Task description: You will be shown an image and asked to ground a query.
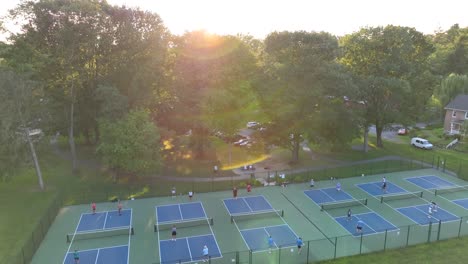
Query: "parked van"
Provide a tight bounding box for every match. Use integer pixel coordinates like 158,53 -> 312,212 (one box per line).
411,137 -> 433,150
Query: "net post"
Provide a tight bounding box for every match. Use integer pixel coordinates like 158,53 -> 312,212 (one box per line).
66,234 -> 70,243
131,227 -> 134,235
281,209 -> 284,217
435,189 -> 438,196
230,216 -> 234,223
380,196 -> 384,203
154,224 -> 157,232
320,205 -> 324,211
210,218 -> 214,225
419,191 -> 423,198
364,198 -> 368,205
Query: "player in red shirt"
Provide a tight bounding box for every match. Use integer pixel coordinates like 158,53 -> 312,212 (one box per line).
91,202 -> 96,215
247,183 -> 252,193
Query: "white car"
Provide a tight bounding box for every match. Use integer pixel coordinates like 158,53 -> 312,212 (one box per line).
246,121 -> 260,129
411,137 -> 433,150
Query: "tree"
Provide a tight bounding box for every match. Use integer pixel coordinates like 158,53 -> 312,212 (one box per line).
0,69 -> 45,189
256,31 -> 357,162
436,74 -> 468,108
168,32 -> 258,158
97,110 -> 162,178
341,26 -> 435,147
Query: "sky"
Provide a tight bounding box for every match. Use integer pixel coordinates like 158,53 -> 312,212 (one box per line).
1,0 -> 468,40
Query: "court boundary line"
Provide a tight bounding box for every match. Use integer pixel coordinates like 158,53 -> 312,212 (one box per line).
160,234 -> 223,263
62,214 -> 84,264
199,202 -> 223,259
185,238 -> 193,261
335,211 -> 399,237
178,204 -> 184,220
420,175 -> 455,187
355,181 -> 406,197
302,191 -> 350,234
395,205 -> 459,225
263,227 -> 279,250
94,248 -> 100,264
127,209 -> 132,264
239,225 -> 298,253
102,211 -> 109,230
63,245 -> 128,263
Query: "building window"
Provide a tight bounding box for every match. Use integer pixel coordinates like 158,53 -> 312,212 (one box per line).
452,110 -> 457,117
465,111 -> 468,119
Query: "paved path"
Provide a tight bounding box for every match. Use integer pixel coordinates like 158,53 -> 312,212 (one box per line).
50,138 -> 455,183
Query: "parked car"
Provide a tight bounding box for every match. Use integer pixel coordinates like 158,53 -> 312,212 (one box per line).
411,137 -> 433,150
234,138 -> 249,146
246,121 -> 260,129
398,128 -> 409,135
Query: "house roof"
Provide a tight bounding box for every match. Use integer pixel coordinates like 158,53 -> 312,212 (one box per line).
445,94 -> 468,111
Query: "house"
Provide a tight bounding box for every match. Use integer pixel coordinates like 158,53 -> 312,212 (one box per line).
444,94 -> 468,135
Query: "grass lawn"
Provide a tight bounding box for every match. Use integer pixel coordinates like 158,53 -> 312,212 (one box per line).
320,236 -> 468,264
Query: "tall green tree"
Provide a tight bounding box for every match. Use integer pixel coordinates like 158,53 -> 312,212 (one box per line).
256,31 -> 357,162
0,69 -> 45,189
169,32 -> 257,159
97,110 -> 162,178
436,74 -> 468,107
341,26 -> 434,147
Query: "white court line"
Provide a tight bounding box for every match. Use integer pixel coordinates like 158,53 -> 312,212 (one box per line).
155,207 -> 162,264
263,227 -> 279,249
94,248 -> 100,264
199,203 -> 223,259
262,196 -> 300,238
62,214 -> 84,264
178,204 -> 184,220
185,238 -> 193,261
242,197 -> 254,212
102,211 -> 109,229
232,217 -> 251,251
127,209 -> 132,264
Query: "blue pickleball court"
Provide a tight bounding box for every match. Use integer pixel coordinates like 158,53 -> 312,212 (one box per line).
304,187 -> 353,205
405,175 -> 455,190
240,224 -> 298,252
396,204 -> 459,225
334,212 -> 398,236
223,195 -> 274,215
76,209 -> 132,232
63,245 -> 128,264
159,234 -> 222,263
357,181 -> 407,196
156,202 -> 207,224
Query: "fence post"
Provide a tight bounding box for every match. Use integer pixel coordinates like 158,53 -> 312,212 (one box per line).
427,221 -> 432,243
406,226 -> 410,246
249,250 -> 252,264
384,229 -> 388,250
22,248 -> 26,264
432,155 -> 435,168
306,240 -> 310,263
278,246 -> 281,263
334,237 -> 337,259
236,251 -> 239,264
359,233 -> 363,254
437,220 -> 442,241
458,218 -> 463,238
437,156 -> 440,170
443,158 -> 446,172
